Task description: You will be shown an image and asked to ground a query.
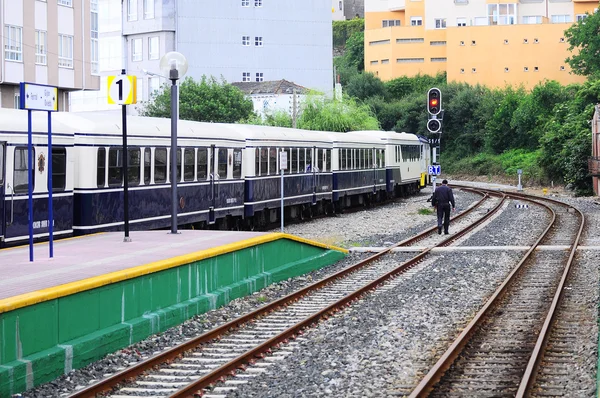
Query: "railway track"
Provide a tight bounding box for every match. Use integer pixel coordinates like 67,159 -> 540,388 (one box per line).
66,189 -> 505,398
409,189 -> 585,398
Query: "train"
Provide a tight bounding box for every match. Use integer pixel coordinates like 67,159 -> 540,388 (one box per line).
0,108 -> 433,248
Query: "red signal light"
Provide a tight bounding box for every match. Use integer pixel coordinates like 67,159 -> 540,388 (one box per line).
430,99 -> 438,107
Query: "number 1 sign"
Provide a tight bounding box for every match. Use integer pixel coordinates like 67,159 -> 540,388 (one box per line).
107,75 -> 137,105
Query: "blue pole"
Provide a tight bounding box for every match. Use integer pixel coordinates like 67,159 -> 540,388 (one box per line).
48,111 -> 53,258
28,110 -> 33,262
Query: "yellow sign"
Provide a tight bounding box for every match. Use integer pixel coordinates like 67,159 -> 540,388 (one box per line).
107,75 -> 137,105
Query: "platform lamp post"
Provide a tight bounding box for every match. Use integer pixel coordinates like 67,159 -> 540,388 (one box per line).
159,52 -> 188,234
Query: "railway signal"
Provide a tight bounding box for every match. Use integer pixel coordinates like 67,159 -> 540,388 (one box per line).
427,88 -> 442,115
427,118 -> 441,133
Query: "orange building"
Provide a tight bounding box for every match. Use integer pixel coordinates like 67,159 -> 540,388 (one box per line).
365,0 -> 598,89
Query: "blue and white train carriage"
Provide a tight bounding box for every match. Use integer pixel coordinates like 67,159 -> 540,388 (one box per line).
0,109 -> 76,245
238,124 -> 333,228
0,108 -> 434,248
70,112 -> 247,232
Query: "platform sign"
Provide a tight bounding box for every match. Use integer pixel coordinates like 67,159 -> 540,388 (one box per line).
107,75 -> 137,105
20,83 -> 58,112
428,165 -> 441,175
279,151 -> 288,170
19,82 -> 59,262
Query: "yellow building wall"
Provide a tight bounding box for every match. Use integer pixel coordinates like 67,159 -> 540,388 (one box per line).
365,6 -> 593,88
365,11 -> 405,29
446,24 -> 586,89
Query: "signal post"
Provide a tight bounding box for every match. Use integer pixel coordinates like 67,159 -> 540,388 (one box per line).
427,88 -> 443,191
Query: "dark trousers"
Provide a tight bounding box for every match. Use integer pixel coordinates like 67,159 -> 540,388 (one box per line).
437,204 -> 451,233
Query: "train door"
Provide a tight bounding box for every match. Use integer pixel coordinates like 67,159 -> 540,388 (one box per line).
0,142 -> 5,242
372,147 -> 377,194
208,145 -> 217,224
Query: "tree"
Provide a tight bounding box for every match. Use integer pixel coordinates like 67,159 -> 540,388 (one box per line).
297,95 -> 380,132
139,76 -> 254,123
564,11 -> 600,78
345,72 -> 386,101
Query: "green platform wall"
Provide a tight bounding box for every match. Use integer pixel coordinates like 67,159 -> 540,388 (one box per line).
0,239 -> 345,397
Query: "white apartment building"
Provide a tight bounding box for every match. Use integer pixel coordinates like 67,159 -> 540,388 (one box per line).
1,0 -> 100,111
72,0 -> 333,115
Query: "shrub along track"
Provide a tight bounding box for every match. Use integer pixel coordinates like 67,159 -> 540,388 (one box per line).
409,188 -> 585,398
66,189 -> 505,398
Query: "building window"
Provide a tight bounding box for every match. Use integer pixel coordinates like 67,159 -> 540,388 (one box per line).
524,67 -> 529,72
522,16 -> 542,24
534,38 -> 539,44
434,18 -> 446,29
381,59 -> 389,64
255,36 -> 263,46
339,0 -> 342,10
369,39 -> 391,46
523,38 -> 529,44
382,20 -> 400,27
431,57 -> 447,62
242,72 -> 251,82
91,0 -> 99,74
471,40 -> 476,45
242,0 -> 249,6
488,4 -> 516,25
534,66 -> 539,72
397,58 -> 424,63
504,67 -> 509,72
504,39 -> 509,44
460,41 -> 465,46
457,17 -> 467,27
58,0 -> 72,6
14,93 -> 20,109
132,38 -> 142,61
255,0 -> 262,6
256,72 -> 264,82
242,36 -> 250,46
551,15 -> 571,23
560,65 -> 565,71
128,0 -> 138,21
370,60 -> 379,65
410,17 -> 423,26
149,76 -> 160,96
35,30 -> 47,65
559,37 -> 565,43
58,35 -> 74,68
460,68 -> 465,74
4,25 -> 23,62
474,17 -> 487,26
137,77 -> 144,100
576,14 -> 587,22
472,68 -> 476,73
149,36 -> 159,60
144,0 -> 154,19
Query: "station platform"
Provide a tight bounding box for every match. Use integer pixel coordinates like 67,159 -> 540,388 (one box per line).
0,231 -> 347,397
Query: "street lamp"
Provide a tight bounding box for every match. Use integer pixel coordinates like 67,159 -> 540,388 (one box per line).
159,51 -> 188,234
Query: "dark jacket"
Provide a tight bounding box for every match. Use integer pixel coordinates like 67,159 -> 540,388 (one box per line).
433,185 -> 455,208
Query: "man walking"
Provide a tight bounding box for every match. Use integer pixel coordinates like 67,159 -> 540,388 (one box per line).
432,179 -> 456,235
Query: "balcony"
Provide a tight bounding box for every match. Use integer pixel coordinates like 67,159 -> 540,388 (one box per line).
389,0 -> 405,11
589,157 -> 600,176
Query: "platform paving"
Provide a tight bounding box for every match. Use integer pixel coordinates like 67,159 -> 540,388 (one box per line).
0,230 -> 268,301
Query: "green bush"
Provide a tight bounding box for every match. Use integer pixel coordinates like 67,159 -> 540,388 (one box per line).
333,19 -> 364,49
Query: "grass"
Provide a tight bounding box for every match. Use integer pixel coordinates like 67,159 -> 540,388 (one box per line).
418,208 -> 434,215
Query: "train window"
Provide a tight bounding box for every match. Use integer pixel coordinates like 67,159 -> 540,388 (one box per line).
184,148 -> 194,182
306,148 -> 313,172
299,148 -> 305,173
0,143 -> 4,185
97,148 -> 106,187
340,149 -> 346,170
291,148 -> 297,174
255,148 -> 260,176
269,148 -> 277,175
176,148 -> 182,182
14,147 -> 35,193
315,149 -> 321,171
218,148 -> 227,178
197,148 -> 208,180
154,148 -> 167,183
143,148 -> 151,185
128,148 -> 141,186
260,148 -> 268,176
108,148 -> 123,187
233,149 -> 242,179
326,149 -> 331,172
50,148 -> 67,191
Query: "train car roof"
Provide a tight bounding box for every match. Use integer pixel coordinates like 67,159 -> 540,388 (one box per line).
64,112 -> 246,142
230,123 -> 333,145
0,108 -> 78,134
326,131 -> 386,146
351,130 -> 421,143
